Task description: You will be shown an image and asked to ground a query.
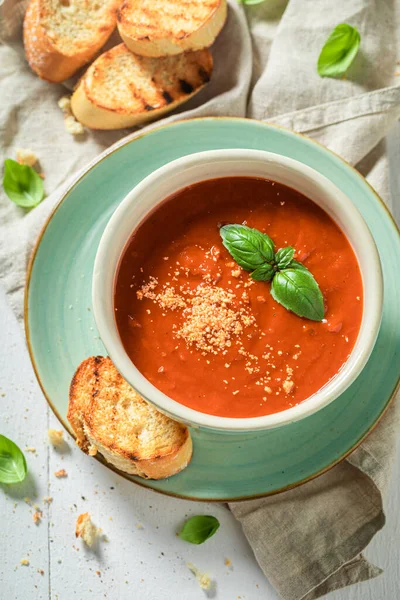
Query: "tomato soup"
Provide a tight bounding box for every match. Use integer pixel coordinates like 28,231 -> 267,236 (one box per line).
114,177 -> 363,418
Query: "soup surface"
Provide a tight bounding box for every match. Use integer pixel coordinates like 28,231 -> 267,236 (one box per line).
114,177 -> 363,418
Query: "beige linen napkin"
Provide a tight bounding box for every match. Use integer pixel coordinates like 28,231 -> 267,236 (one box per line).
1,1 -> 399,598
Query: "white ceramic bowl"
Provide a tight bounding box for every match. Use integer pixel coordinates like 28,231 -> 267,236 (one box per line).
92,149 -> 383,431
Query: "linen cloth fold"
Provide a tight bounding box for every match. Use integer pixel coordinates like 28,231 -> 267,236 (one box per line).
0,1 -> 399,598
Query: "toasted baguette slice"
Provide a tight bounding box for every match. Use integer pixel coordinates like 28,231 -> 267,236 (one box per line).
117,0 -> 227,57
70,43 -> 213,130
68,356 -> 192,479
23,0 -> 119,83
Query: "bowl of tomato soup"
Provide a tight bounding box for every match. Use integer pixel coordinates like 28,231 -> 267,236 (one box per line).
92,149 -> 382,431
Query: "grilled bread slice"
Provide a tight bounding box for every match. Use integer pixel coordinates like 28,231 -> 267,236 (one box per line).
117,0 -> 227,57
68,356 -> 192,479
70,43 -> 213,129
23,0 -> 119,83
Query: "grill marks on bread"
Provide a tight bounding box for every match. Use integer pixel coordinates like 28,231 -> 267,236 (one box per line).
68,357 -> 192,479
117,0 -> 227,57
70,44 -> 213,129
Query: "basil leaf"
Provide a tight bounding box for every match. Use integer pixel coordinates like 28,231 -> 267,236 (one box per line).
287,259 -> 310,273
0,435 -> 27,484
271,268 -> 324,321
275,246 -> 295,269
179,515 -> 220,545
318,24 -> 360,78
251,263 -> 275,281
220,224 -> 274,271
3,159 -> 44,208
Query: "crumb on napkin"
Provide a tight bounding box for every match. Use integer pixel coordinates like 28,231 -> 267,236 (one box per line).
58,96 -> 84,136
16,148 -> 38,167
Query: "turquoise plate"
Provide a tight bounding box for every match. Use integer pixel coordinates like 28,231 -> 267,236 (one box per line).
25,118 -> 400,501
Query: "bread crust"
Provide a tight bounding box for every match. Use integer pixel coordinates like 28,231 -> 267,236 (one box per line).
117,0 -> 227,57
23,0 -> 119,83
70,44 -> 213,130
68,356 -> 193,480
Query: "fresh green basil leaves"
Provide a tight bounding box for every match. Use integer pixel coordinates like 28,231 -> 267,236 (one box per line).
0,435 -> 27,484
275,246 -> 295,269
318,24 -> 361,78
220,224 -> 274,270
219,224 -> 324,321
3,159 -> 44,208
250,263 -> 275,282
271,269 -> 324,321
178,515 -> 220,545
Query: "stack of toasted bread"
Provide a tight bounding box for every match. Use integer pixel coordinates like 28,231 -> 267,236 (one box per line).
23,0 -> 227,129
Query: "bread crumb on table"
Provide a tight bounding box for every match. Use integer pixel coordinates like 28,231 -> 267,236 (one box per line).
25,446 -> 36,453
33,511 -> 42,525
16,148 -> 38,167
54,469 -> 67,478
20,559 -> 30,566
43,496 -> 53,504
48,429 -> 64,445
75,513 -> 100,547
187,562 -> 212,590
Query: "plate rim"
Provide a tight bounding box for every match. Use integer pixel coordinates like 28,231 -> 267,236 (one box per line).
24,116 -> 400,502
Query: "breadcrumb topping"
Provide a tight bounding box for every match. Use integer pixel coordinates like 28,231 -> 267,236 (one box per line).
139,280 -> 256,355
136,259 -> 300,397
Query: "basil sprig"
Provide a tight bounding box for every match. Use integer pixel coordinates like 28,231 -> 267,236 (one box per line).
220,224 -> 324,321
318,24 -> 361,78
275,246 -> 294,269
220,224 -> 274,270
178,515 -> 220,545
3,159 -> 44,208
0,435 -> 27,484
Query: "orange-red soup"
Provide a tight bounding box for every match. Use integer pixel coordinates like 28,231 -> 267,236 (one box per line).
114,177 -> 363,418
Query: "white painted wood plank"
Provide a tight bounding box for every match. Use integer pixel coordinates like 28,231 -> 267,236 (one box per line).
46,408 -> 276,600
1,283 -> 398,600
0,290 -> 49,600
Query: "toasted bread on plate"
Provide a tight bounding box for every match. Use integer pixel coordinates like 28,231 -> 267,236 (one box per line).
68,356 -> 192,479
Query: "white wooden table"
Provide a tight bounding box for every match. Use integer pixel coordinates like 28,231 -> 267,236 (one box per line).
1,125 -> 399,600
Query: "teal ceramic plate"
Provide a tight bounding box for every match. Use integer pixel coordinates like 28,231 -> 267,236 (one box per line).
26,118 -> 400,501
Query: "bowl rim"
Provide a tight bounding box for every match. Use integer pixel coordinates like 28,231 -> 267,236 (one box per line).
92,148 -> 383,431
